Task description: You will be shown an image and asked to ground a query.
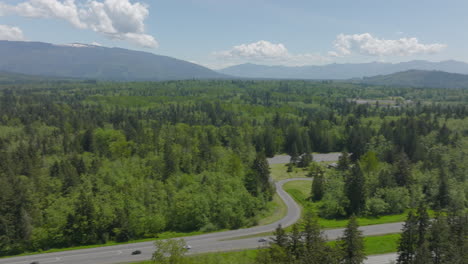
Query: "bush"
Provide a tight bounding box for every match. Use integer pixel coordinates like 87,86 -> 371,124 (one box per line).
376,187 -> 410,214
365,197 -> 388,216
200,223 -> 218,233
319,174 -> 349,218
319,197 -> 348,219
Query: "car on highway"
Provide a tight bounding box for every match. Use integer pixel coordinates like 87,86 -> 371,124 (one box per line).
183,245 -> 192,250
30,262 -> 39,264
258,238 -> 268,243
131,250 -> 142,255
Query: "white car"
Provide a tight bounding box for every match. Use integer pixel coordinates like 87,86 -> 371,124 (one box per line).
184,245 -> 192,250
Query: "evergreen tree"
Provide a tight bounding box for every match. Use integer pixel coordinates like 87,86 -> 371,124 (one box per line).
249,153 -> 275,200
272,224 -> 289,249
436,123 -> 450,145
290,147 -> 299,165
298,153 -> 313,168
81,129 -> 95,153
414,240 -> 433,264
288,223 -> 303,260
447,212 -> 468,264
337,151 -> 351,171
302,212 -> 329,264
397,211 -> 418,264
415,205 -> 430,248
394,151 -> 411,187
339,216 -> 366,264
163,141 -> 178,180
311,165 -> 325,201
436,169 -> 450,209
428,214 -> 450,264
345,165 -> 366,215
264,128 -> 276,158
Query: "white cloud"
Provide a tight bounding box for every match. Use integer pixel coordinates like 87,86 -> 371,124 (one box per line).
327,51 -> 339,57
0,25 -> 26,41
0,0 -> 158,48
331,33 -> 446,57
214,40 -> 331,66
215,40 -> 289,59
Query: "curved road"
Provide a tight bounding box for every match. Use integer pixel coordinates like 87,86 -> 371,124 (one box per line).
0,178 -> 400,264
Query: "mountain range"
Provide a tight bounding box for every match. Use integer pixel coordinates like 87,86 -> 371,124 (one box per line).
0,40 -> 226,81
2,40 -> 468,85
359,70 -> 468,89
219,61 -> 468,80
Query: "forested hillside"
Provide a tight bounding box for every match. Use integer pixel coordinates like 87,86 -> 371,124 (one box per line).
360,70 -> 468,89
219,60 -> 468,79
0,41 -> 227,81
0,80 -> 467,256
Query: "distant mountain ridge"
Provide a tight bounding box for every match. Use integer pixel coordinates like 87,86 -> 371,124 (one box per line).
219,60 -> 468,80
359,70 -> 468,89
0,71 -> 77,84
0,40 -> 227,81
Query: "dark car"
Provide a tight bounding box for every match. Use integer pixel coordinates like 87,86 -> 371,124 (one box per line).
131,250 -> 142,255
258,238 -> 267,243
30,262 -> 39,264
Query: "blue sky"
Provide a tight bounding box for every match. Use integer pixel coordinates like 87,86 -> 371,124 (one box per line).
0,0 -> 467,69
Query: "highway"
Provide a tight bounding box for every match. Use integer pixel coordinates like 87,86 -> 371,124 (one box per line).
0,173 -> 400,264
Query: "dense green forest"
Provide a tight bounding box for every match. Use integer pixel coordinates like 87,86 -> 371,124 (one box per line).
0,80 -> 467,256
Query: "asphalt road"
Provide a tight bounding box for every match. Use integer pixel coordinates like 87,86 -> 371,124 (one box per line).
365,253 -> 397,264
1,178 -> 400,264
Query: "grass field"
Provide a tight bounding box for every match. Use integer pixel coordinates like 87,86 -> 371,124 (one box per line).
256,193 -> 288,226
270,163 -> 310,181
283,180 -> 408,229
364,233 -> 401,255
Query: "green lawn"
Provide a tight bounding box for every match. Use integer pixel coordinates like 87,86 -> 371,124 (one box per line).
283,180 -> 408,229
328,233 -> 400,255
270,163 -> 310,181
256,193 -> 288,226
364,233 -> 401,255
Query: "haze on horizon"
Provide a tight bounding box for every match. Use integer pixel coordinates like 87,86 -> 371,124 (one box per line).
0,0 -> 466,69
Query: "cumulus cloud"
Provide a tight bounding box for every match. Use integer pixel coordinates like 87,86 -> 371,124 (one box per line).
0,0 -> 157,48
215,40 -> 289,59
331,33 -> 446,57
214,40 -> 330,66
0,25 -> 26,41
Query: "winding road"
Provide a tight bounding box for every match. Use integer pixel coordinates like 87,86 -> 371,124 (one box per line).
0,171 -> 400,264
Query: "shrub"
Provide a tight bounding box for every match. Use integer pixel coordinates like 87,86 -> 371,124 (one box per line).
365,197 -> 388,216
376,187 -> 410,214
